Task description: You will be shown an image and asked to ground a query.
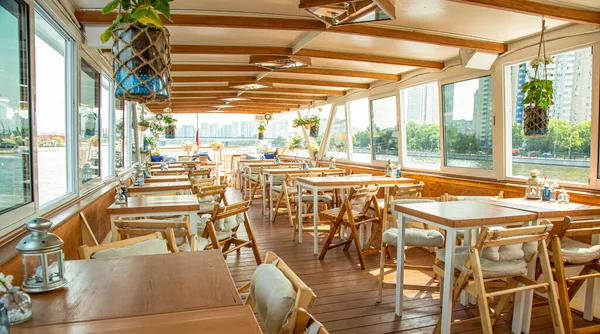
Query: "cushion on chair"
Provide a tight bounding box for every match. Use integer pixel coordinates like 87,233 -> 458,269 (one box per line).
250,261 -> 296,334
91,238 -> 170,259
383,227 -> 445,248
197,214 -> 241,240
298,194 -> 333,203
199,203 -> 218,214
248,175 -> 259,182
551,237 -> 600,264
197,194 -> 220,203
436,247 -> 528,278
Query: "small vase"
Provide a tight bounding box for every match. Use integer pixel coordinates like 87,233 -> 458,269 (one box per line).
138,125 -> 148,132
303,123 -> 311,130
258,132 -> 264,140
0,287 -> 32,325
523,105 -> 548,137
309,124 -> 319,137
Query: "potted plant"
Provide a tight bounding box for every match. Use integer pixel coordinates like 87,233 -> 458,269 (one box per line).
306,115 -> 320,137
100,0 -> 173,103
181,140 -> 195,156
306,140 -> 319,166
84,111 -> 97,137
150,148 -> 162,162
210,141 -> 223,151
138,116 -> 150,132
162,115 -> 177,138
257,122 -> 266,140
286,134 -> 304,151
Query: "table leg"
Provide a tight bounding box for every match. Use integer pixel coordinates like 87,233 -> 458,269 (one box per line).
298,184 -> 303,244
440,228 -> 457,334
395,213 -> 407,316
584,233 -> 600,320
189,211 -> 198,235
268,177 -> 274,220
110,214 -> 118,242
514,219 -> 539,334
313,191 -> 319,255
460,229 -> 472,306
261,173 -> 266,216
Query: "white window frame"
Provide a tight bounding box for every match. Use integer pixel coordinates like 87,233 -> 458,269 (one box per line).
324,103 -> 350,161
439,72 -> 497,178
501,43 -> 600,189
369,93 -> 400,165
101,72 -> 116,179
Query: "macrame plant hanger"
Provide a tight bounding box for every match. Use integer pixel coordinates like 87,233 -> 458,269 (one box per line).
523,17 -> 550,137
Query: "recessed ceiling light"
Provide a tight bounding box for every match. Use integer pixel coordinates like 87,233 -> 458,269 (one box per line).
250,55 -> 312,70
228,82 -> 273,90
299,0 -> 395,26
212,105 -> 234,108
209,109 -> 225,113
221,97 -> 248,101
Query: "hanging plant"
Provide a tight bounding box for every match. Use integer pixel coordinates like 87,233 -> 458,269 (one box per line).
138,115 -> 150,131
84,111 -> 97,137
257,122 -> 266,140
100,0 -> 173,103
522,19 -> 553,137
162,114 -> 177,138
293,115 -> 320,136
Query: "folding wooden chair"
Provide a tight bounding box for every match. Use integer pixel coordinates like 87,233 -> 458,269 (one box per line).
289,308 -> 329,334
244,251 -> 317,334
80,212 -> 99,247
202,201 -> 262,265
114,216 -> 200,252
191,177 -> 217,193
432,223 -> 563,334
318,186 -> 381,269
189,168 -> 211,183
243,166 -> 262,199
196,184 -> 228,215
377,198 -> 444,302
78,232 -> 176,260
542,217 -> 600,334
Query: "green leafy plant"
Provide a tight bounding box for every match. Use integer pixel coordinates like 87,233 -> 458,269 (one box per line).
210,141 -> 224,151
258,122 -> 267,132
138,116 -> 150,128
521,56 -> 554,108
100,0 -> 174,43
306,140 -> 319,153
286,134 -> 304,150
292,115 -> 320,128
150,148 -> 161,156
162,114 -> 177,126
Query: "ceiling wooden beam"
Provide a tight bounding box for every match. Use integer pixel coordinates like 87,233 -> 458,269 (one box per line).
172,93 -> 238,99
169,45 -> 444,69
76,11 -> 507,53
257,77 -> 369,89
147,101 -> 301,108
171,85 -> 345,96
171,63 -> 398,80
240,92 -> 327,101
447,0 -> 600,26
150,108 -> 285,114
159,98 -> 313,105
174,76 -> 255,83
278,67 -> 400,81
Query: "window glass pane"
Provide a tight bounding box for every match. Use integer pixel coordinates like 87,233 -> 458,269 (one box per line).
348,98 -> 370,162
401,82 -> 440,170
507,48 -> 592,184
80,61 -> 100,184
131,104 -> 140,165
100,76 -> 112,178
0,0 -> 32,213
326,105 -> 348,159
115,100 -> 124,171
34,7 -> 73,206
314,104 -> 331,146
442,76 -> 492,169
371,96 -> 398,162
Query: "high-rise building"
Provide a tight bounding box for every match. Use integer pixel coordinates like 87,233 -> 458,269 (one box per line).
403,83 -> 439,124
473,76 -> 493,149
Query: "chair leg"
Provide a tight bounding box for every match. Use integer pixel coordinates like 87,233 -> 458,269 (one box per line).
243,213 -> 262,265
347,220 -> 366,270
469,250 -> 494,334
377,243 -> 387,303
490,278 -> 520,327
318,218 -> 342,261
549,237 -> 569,334
271,191 -> 283,224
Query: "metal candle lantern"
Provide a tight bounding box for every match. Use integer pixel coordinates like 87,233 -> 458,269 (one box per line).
16,218 -> 67,293
385,159 -> 395,177
134,164 -> 145,186
525,170 -> 543,199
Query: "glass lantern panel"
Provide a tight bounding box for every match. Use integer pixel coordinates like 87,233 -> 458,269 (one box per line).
45,252 -> 62,283
23,255 -> 43,285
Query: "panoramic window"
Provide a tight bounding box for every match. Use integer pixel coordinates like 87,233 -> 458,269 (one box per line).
100,75 -> 113,179
314,104 -> 331,146
115,100 -> 124,171
0,0 -> 33,214
326,105 -> 349,159
80,60 -> 100,184
506,47 -> 593,184
371,96 -> 398,162
442,76 -> 493,170
348,98 -> 371,162
34,6 -> 75,207
401,82 -> 440,170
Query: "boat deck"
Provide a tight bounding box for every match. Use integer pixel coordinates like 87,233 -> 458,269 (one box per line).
224,189 -> 599,333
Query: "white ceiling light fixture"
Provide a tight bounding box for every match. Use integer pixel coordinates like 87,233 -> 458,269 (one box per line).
163,107 -> 172,113
250,55 -> 312,70
299,0 -> 396,27
212,105 -> 234,108
228,81 -> 273,90
220,97 -> 248,102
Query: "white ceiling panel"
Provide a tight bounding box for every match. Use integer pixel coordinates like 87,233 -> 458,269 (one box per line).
167,26 -> 303,46
265,72 -> 376,84
310,58 -> 415,74
171,54 -> 250,64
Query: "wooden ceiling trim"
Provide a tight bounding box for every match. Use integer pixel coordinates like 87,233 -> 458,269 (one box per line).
172,93 -> 239,99
151,108 -> 285,114
170,63 -> 397,80
241,92 -> 327,101
171,84 -> 354,95
258,77 -> 369,89
147,102 -> 301,109
169,45 -> 444,69
447,0 -> 600,26
277,67 -> 400,81
75,11 -> 507,52
173,76 -> 255,83
156,98 -> 313,105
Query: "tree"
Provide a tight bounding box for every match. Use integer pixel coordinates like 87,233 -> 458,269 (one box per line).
272,136 -> 286,148
512,122 -> 524,149
352,128 -> 370,148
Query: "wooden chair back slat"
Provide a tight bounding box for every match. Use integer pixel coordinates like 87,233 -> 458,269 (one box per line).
78,232 -> 169,260
391,181 -> 425,198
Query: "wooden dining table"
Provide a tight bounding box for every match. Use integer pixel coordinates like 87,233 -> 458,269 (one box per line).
128,181 -> 192,196
484,197 -> 600,333
393,201 -> 537,334
296,175 -> 416,254
143,174 -> 189,183
12,251 -> 259,333
240,161 -> 298,198
107,195 -> 200,241
151,167 -> 187,175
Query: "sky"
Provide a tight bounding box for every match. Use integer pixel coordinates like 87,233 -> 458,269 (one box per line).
451,79 -> 479,121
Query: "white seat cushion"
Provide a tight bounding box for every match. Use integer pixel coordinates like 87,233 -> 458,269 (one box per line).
297,194 -> 332,203
198,214 -> 238,240
250,262 -> 296,334
552,237 -> 600,264
92,238 -> 170,259
437,247 -> 528,279
248,175 -> 258,182
177,238 -> 210,252
383,227 -> 445,247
